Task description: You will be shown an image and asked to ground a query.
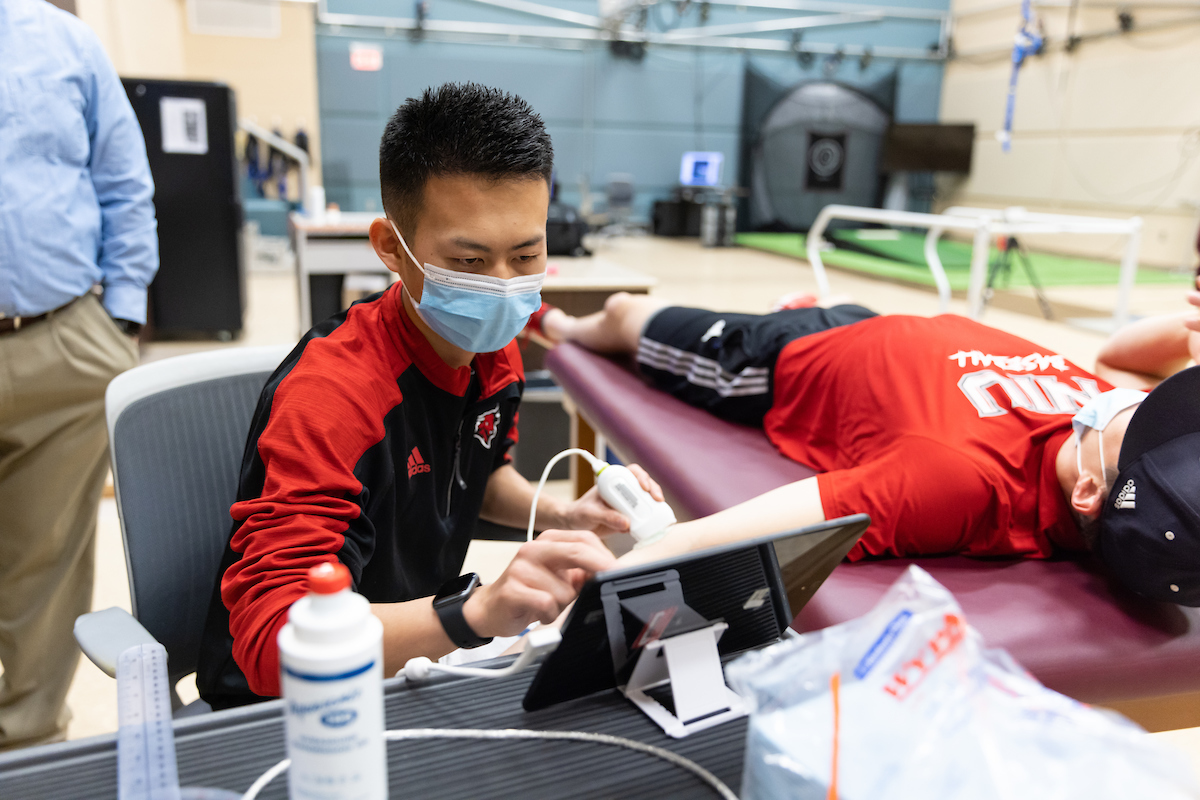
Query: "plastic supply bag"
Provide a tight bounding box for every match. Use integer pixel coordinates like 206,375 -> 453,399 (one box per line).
726,565 -> 1199,800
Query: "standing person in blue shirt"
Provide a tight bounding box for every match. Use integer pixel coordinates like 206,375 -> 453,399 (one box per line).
0,0 -> 158,749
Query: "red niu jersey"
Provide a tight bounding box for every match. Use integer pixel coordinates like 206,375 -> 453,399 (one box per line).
765,315 -> 1110,561
198,284 -> 522,706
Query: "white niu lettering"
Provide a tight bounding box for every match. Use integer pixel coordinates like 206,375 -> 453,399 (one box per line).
1034,375 -> 1101,412
957,369 -> 1101,418
1009,374 -> 1057,414
948,350 -> 1069,373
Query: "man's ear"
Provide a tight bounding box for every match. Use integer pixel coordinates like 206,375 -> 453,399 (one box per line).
368,217 -> 406,278
1071,472 -> 1105,519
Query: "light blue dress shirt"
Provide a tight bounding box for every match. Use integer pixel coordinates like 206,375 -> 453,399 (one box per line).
0,0 -> 158,324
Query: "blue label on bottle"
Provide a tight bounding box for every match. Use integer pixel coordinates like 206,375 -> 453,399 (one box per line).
283,660 -> 375,682
320,708 -> 358,728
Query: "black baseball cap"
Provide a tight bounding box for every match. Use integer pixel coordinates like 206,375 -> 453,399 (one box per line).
1097,366 -> 1200,605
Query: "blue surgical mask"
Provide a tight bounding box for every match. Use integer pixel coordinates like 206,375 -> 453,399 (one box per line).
1072,388 -> 1147,489
389,219 -> 544,353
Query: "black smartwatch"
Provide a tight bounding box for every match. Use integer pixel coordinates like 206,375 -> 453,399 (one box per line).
433,573 -> 492,649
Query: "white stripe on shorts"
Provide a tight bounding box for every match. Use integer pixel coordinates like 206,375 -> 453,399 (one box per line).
636,337 -> 771,398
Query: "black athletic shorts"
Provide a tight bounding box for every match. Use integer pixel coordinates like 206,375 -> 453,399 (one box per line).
636,304 -> 877,426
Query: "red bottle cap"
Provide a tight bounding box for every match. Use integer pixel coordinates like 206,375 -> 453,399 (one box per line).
307,561 -> 351,595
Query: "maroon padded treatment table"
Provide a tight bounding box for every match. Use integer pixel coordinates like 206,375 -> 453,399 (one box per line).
546,342 -> 1200,730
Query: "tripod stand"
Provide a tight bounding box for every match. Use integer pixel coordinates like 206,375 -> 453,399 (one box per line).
984,235 -> 1054,319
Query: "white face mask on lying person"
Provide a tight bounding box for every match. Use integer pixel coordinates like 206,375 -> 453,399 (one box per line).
1071,388 -> 1147,492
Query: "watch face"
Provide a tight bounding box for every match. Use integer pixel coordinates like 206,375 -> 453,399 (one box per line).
434,573 -> 479,606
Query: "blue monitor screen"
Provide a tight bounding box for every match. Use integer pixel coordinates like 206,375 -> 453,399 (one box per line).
680,151 -> 724,186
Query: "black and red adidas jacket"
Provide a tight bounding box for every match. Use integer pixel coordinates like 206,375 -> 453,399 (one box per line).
197,284 -> 522,708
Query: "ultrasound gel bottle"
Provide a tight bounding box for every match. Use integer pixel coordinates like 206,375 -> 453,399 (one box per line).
279,562 -> 387,800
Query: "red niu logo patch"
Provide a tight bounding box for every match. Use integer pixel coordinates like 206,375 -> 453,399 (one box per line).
473,405 -> 501,449
407,446 -> 431,478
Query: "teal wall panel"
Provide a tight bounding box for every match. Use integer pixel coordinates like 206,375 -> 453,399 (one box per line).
316,0 -> 948,221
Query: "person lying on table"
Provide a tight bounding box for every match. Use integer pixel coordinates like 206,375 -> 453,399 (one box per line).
527,293 -> 1200,604
196,84 -> 663,709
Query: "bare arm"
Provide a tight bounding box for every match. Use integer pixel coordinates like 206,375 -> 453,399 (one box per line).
617,476 -> 825,567
1095,278 -> 1200,389
479,461 -> 665,536
491,477 -> 827,653
371,529 -> 616,675
369,597 -> 461,675
479,463 -> 571,530
1095,312 -> 1193,389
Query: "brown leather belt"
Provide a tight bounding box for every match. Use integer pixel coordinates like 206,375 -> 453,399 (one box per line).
0,296 -> 81,336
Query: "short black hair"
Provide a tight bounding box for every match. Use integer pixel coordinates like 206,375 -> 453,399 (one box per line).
379,83 -> 554,235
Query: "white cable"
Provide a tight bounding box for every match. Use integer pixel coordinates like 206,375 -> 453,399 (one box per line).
526,447 -> 605,542
397,448 -> 612,684
385,729 -> 739,799
241,728 -> 738,800
240,756 -> 290,800
399,626 -> 562,682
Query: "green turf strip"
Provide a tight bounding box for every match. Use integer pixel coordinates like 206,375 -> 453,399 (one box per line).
736,230 -> 1189,290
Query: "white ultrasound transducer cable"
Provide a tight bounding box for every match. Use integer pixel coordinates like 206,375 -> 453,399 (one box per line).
524,448 -> 676,546
398,447 -> 676,684
239,727 -> 738,800
400,624 -> 563,681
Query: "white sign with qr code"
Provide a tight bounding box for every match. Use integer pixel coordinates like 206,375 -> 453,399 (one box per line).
160,96 -> 208,155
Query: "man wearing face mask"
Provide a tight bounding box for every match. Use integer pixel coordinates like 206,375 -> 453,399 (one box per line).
197,84 -> 664,708
534,297 -> 1200,605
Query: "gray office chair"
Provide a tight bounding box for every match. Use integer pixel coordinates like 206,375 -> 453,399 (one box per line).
74,345 -> 292,716
598,174 -> 636,237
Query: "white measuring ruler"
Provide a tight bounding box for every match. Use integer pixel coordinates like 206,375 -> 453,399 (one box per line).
117,643 -> 182,800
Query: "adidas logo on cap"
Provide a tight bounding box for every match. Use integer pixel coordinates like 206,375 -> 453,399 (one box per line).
1113,479 -> 1136,510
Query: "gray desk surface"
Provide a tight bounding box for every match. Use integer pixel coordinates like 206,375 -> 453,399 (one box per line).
289,211 -> 381,236
0,665 -> 747,799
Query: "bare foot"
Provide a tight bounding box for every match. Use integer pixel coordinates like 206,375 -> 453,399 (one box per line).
521,303 -> 570,348
540,307 -> 571,343
770,292 -> 818,312
770,292 -> 856,312
820,293 -> 855,308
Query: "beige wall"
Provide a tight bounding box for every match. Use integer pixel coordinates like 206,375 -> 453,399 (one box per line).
75,0 -> 321,187
182,2 -> 321,188
76,0 -> 187,77
939,1 -> 1200,268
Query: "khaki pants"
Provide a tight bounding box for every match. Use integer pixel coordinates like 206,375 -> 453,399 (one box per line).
0,293 -> 137,748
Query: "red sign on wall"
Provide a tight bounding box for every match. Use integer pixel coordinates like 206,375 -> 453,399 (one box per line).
350,43 -> 383,72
